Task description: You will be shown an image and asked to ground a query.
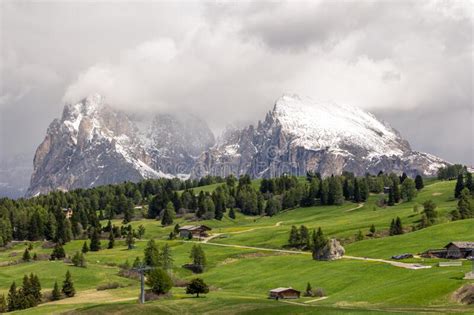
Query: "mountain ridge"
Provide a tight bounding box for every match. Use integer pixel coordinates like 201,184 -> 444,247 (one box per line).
26,93 -> 448,196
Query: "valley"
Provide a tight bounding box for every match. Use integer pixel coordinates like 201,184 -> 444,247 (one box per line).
0,177 -> 473,314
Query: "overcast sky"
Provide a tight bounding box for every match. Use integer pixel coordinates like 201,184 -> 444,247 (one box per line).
0,0 -> 472,166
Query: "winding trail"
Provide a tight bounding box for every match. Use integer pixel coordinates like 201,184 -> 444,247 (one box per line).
345,203 -> 364,212
192,241 -> 431,270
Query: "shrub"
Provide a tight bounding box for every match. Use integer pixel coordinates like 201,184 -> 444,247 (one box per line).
146,268 -> 172,295
96,282 -> 123,291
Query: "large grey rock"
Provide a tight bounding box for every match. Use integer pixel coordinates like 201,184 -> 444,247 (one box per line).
313,239 -> 345,261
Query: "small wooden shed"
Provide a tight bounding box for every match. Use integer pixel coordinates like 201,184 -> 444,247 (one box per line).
178,225 -> 212,238
268,287 -> 301,300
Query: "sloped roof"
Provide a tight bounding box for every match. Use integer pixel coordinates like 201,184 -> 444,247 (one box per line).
269,287 -> 300,293
178,225 -> 212,231
445,242 -> 474,249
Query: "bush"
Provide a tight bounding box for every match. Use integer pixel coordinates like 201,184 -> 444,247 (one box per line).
314,288 -> 326,297
71,252 -> 86,268
96,282 -> 123,291
146,268 -> 172,295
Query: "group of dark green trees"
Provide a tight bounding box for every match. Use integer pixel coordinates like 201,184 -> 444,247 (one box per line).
0,271 -> 75,312
0,176 -> 224,247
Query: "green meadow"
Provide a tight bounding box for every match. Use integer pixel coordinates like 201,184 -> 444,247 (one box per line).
1,179 -> 473,314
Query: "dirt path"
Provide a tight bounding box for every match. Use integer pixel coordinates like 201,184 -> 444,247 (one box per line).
202,220 -> 285,243
304,296 -> 329,303
345,203 -> 364,212
195,241 -> 431,270
38,289 -> 136,306
343,255 -> 432,270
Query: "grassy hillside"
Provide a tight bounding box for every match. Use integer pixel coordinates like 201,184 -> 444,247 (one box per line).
1,179 -> 473,314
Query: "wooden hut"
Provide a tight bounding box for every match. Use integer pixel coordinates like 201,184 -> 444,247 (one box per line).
268,287 -> 301,300
178,225 -> 212,238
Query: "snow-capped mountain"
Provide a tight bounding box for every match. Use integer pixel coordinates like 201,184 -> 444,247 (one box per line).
27,93 -> 448,196
26,94 -> 214,196
194,94 -> 448,178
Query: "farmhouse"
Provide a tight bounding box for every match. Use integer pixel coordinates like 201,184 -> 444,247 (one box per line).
445,242 -> 474,259
421,242 -> 474,259
178,225 -> 211,238
268,287 -> 301,300
62,208 -> 73,219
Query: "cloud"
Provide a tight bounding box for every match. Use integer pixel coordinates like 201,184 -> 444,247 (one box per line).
0,0 -> 472,167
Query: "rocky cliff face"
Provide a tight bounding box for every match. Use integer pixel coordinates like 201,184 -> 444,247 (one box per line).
193,94 -> 448,178
27,93 -> 448,197
26,94 -> 214,196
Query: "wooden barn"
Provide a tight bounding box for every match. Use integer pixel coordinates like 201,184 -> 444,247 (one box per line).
178,225 -> 211,238
268,287 -> 301,300
445,242 -> 474,259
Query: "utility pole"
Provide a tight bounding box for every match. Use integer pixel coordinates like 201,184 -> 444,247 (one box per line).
132,263 -> 153,304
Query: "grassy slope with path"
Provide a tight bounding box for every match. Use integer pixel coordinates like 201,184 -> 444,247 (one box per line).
1,179 -> 473,314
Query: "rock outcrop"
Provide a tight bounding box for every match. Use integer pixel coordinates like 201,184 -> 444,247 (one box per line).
313,239 -> 345,261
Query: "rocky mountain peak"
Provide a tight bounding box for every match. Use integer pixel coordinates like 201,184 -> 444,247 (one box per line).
27,96 -> 215,196
194,94 -> 448,178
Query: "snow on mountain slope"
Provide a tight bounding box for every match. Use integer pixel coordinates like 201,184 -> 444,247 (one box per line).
273,94 -> 408,157
194,94 -> 448,178
27,94 -> 214,196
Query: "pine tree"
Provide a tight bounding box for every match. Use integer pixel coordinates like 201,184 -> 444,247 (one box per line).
137,225 -> 146,239
415,175 -> 424,190
229,208 -> 236,219
144,239 -> 160,267
161,202 -> 174,226
22,275 -> 34,307
126,231 -> 135,250
455,174 -> 464,198
401,178 -> 417,201
305,282 -> 313,297
466,172 -> 474,193
457,188 -> 473,219
23,248 -> 31,262
389,219 -> 396,236
29,274 -> 41,304
50,243 -> 66,260
0,293 -> 7,313
353,178 -> 361,202
89,228 -> 101,251
161,243 -> 173,270
392,179 -> 401,203
395,217 -> 404,235
387,187 -> 395,206
422,200 -> 438,224
72,252 -> 86,267
299,225 -> 310,249
369,224 -> 376,236
190,244 -> 207,268
62,271 -> 75,297
311,227 -> 327,259
81,241 -> 89,254
108,231 -> 115,249
288,226 -> 300,247
51,281 -> 61,301
7,282 -> 18,311
356,230 -> 364,241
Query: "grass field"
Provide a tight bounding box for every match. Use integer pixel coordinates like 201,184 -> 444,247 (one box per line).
1,179 -> 473,314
